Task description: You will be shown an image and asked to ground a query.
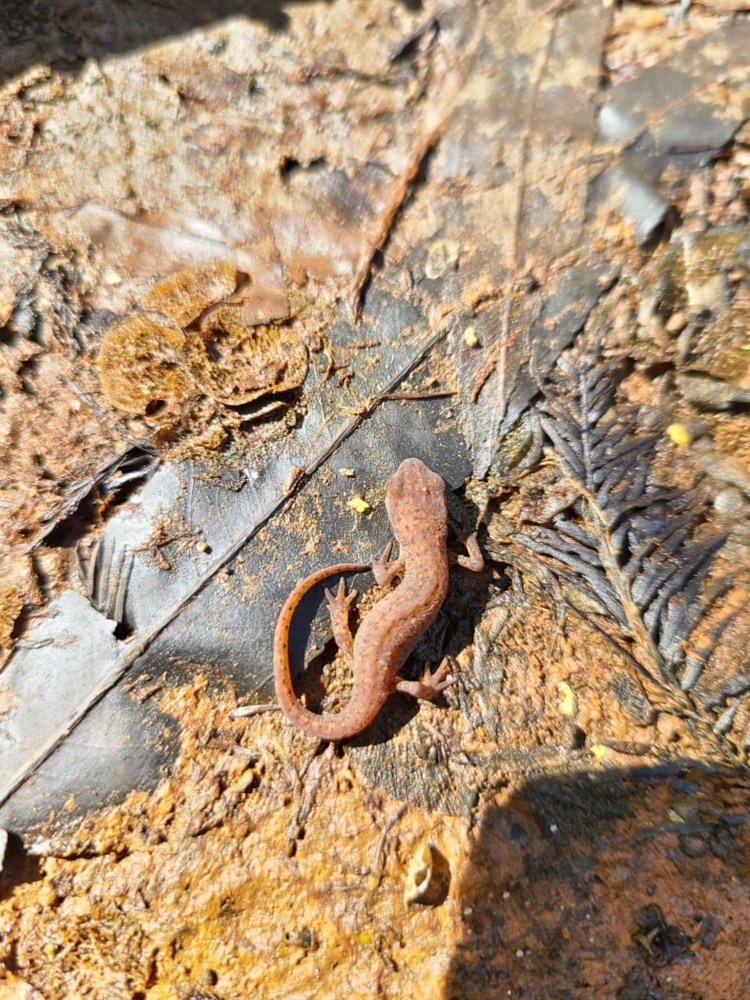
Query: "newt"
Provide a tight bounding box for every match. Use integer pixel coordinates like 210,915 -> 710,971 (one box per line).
274,457 -> 484,740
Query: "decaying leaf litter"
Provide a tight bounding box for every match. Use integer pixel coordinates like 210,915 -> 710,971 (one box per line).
1,1 -> 750,997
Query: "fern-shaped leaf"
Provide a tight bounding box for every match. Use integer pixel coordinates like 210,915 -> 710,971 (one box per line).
703,672 -> 750,711
538,413 -> 587,483
592,435 -> 659,491
514,354 -> 732,746
516,525 -> 624,623
642,537 -> 725,644
657,540 -> 727,657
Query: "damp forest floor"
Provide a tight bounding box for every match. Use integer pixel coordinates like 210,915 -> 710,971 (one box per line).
1,1 -> 750,998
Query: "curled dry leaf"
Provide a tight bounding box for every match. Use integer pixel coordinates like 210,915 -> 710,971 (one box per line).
96,312 -> 194,419
96,258 -> 308,447
183,316 -> 308,407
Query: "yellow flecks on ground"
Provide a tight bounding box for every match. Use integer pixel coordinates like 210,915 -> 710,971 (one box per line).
666,423 -> 693,446
558,682 -> 577,718
464,325 -> 479,348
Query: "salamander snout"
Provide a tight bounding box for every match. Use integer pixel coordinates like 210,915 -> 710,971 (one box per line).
385,458 -> 448,540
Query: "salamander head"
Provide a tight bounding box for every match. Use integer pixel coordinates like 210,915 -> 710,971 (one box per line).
385,458 -> 448,545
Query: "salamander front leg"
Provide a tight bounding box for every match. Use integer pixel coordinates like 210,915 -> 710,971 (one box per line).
396,658 -> 455,701
371,539 -> 404,586
324,578 -> 357,657
449,530 -> 484,572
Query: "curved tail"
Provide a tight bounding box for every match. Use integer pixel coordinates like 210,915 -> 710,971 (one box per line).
274,563 -> 371,740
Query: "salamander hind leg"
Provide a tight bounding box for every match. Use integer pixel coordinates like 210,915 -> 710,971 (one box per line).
396,658 -> 455,701
324,577 -> 357,656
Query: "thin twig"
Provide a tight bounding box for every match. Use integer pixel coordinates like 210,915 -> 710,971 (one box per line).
347,11 -> 485,321
229,704 -> 281,719
369,804 -> 407,886
380,389 -> 456,400
348,121 -> 445,321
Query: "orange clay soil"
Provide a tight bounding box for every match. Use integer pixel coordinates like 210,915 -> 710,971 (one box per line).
2,676 -> 749,1000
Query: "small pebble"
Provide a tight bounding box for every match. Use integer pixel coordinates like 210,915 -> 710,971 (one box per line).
714,488 -> 744,516
102,268 -> 122,286
665,310 -> 687,334
424,239 -> 459,280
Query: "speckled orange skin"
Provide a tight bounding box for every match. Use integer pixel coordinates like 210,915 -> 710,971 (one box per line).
274,458 -> 452,740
